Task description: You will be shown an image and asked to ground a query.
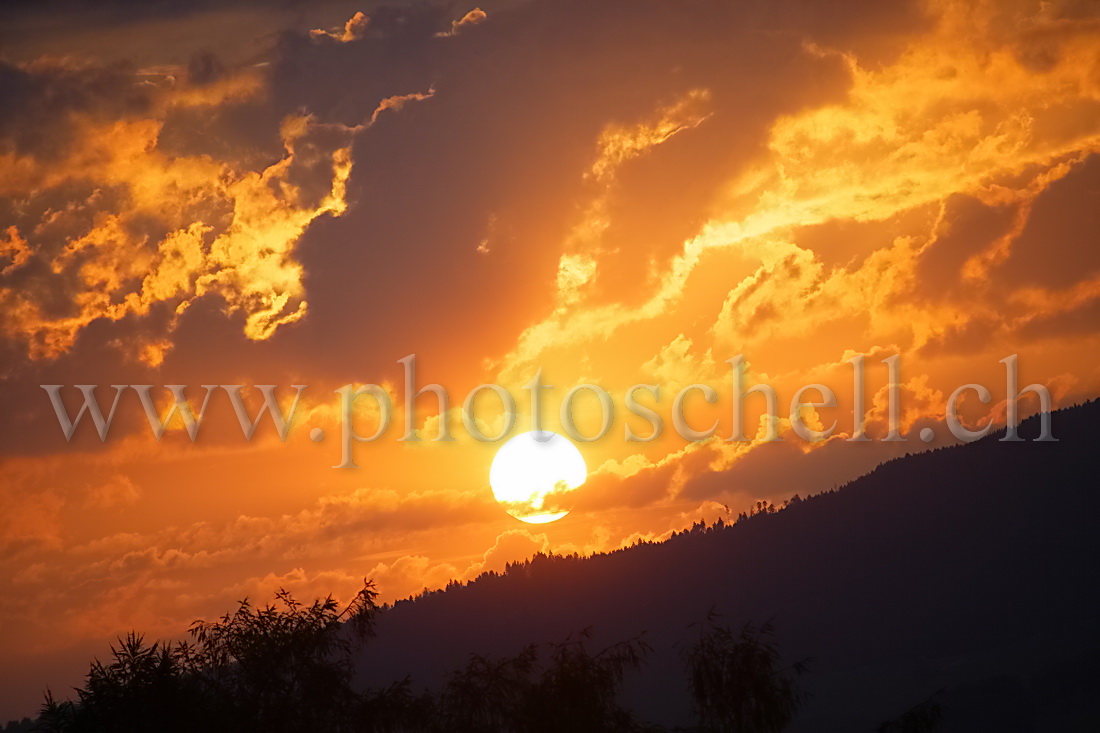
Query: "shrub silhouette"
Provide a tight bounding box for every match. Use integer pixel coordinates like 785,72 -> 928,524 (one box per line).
37,580 -> 385,733
436,629 -> 650,733
34,691 -> 76,733
36,633 -> 206,733
1,718 -> 36,733
437,644 -> 540,732
181,583 -> 379,731
526,630 -> 649,732
685,618 -> 807,733
32,574 -> 814,733
35,582 -> 664,733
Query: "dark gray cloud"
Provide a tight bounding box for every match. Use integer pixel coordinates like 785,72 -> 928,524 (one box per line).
995,153 -> 1100,290
0,59 -> 150,157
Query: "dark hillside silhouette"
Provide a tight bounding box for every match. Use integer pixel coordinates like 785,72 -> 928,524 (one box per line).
359,401 -> 1100,731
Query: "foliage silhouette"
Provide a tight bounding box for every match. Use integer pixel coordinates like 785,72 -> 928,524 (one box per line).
35,580 -> 394,733
685,617 -> 807,733
527,629 -> 649,732
181,583 -> 379,732
1,719 -> 36,733
36,634 -> 201,733
437,643 -> 540,732
35,582 -> 669,733
435,628 -> 650,733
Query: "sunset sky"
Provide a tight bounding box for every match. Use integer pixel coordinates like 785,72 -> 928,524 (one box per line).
2,0 -> 1099,720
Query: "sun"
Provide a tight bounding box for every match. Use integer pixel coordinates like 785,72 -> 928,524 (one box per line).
489,431 -> 587,523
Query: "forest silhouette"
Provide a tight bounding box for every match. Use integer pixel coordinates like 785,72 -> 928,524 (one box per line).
21,587 -> 806,733
8,401 -> 1099,732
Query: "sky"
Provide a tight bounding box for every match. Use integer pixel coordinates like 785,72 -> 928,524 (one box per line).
1,0 -> 1099,721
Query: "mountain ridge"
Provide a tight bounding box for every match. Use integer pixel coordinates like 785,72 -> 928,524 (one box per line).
359,401 -> 1100,731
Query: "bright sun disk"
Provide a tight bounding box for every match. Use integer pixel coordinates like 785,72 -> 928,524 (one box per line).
489,431 -> 587,523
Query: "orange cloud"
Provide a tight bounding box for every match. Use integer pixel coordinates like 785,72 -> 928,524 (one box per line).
437,8 -> 488,38
460,528 -> 550,581
311,11 -> 370,43
0,62 -> 445,363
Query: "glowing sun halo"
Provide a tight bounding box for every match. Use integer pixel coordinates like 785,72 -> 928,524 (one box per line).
489,431 -> 587,524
